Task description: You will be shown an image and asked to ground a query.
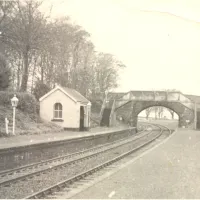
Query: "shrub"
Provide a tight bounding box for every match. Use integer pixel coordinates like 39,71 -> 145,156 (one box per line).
0,91 -> 37,119
36,101 -> 40,115
33,81 -> 50,100
0,54 -> 11,90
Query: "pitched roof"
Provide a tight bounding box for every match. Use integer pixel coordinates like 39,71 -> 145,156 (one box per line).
62,87 -> 90,104
39,85 -> 90,104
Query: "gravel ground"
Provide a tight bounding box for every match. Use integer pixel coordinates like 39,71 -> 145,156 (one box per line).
0,124 -> 147,181
140,119 -> 178,130
71,129 -> 200,199
0,129 -> 143,184
51,130 -> 171,199
0,129 -> 159,199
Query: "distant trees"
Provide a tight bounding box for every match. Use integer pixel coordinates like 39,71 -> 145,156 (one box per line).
145,106 -> 164,119
145,108 -> 152,119
157,107 -> 164,119
0,0 -> 126,99
95,53 -> 124,92
167,109 -> 174,119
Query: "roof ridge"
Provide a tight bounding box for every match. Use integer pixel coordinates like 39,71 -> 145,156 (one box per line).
62,86 -> 90,104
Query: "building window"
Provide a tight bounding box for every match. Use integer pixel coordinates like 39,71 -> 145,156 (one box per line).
54,103 -> 62,119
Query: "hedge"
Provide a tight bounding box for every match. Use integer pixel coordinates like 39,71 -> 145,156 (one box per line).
0,91 -> 37,119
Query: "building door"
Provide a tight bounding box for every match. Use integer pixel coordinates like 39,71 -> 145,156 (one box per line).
80,106 -> 85,131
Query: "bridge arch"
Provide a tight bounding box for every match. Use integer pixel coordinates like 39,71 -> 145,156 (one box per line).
115,100 -> 194,128
138,106 -> 180,119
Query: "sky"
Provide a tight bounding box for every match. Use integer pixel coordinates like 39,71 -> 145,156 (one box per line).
42,0 -> 200,95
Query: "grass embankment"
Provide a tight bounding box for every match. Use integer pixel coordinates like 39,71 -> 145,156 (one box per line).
0,91 -> 65,137
0,105 -> 63,137
0,103 -> 102,137
0,96 -> 108,137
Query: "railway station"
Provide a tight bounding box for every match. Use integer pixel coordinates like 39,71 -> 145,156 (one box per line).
1,0 -> 200,199
1,89 -> 200,199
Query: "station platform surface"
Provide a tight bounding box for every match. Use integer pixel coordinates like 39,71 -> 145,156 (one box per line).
72,129 -> 200,199
0,126 -> 131,150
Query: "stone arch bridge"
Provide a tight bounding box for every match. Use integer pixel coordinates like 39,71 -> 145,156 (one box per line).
100,91 -> 196,128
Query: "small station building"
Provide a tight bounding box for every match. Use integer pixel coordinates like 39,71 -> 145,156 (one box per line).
39,85 -> 91,131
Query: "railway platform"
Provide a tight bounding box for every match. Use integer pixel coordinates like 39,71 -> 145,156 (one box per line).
71,129 -> 200,199
0,125 -> 130,150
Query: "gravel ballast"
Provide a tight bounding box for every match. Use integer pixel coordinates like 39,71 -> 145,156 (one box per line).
0,131 -> 159,199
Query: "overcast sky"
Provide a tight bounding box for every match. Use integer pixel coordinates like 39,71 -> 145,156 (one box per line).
43,0 -> 200,95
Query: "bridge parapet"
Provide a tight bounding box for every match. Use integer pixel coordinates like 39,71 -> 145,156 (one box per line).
112,91 -> 194,110
100,90 -> 196,128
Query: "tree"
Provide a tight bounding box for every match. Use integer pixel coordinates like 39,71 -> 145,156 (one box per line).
70,27 -> 90,90
0,2 -> 126,96
0,54 -> 11,90
167,109 -> 175,119
145,108 -> 152,119
150,106 -> 159,119
33,80 -> 50,100
93,53 -> 126,97
1,0 -> 48,91
74,41 -> 95,97
0,1 -> 15,26
157,107 -> 164,119
0,1 -> 14,91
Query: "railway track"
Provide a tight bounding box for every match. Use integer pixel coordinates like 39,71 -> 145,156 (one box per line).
0,126 -> 146,185
24,123 -> 170,199
0,125 -> 149,198
0,124 -> 170,199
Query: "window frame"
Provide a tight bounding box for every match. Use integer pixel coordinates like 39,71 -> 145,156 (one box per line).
53,103 -> 63,119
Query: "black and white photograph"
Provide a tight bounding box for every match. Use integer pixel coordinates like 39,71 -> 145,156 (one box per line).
0,0 -> 200,199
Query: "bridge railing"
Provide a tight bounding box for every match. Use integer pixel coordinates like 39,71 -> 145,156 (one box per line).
178,93 -> 194,110
112,91 -> 194,110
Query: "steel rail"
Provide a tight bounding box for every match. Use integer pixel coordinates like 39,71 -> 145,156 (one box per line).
0,127 -> 144,176
25,124 -> 170,199
0,125 -> 149,187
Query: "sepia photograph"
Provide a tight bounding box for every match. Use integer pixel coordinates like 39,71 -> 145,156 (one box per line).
0,0 -> 200,199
